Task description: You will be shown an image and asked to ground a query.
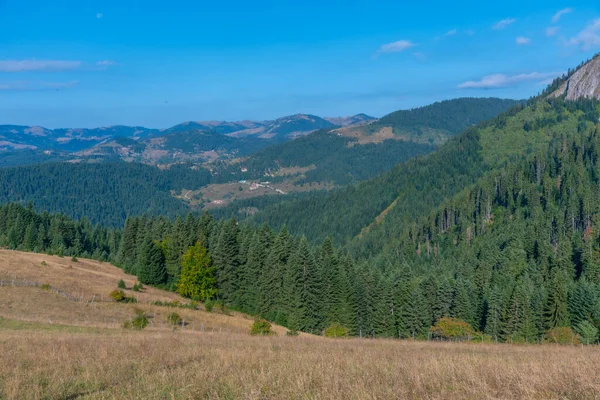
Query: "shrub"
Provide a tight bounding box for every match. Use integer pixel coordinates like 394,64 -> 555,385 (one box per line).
430,317 -> 478,341
40,261 -> 47,266
204,299 -> 214,312
125,310 -> 149,330
167,312 -> 182,326
110,290 -> 137,303
324,323 -> 349,338
40,283 -> 51,291
286,329 -> 300,337
117,279 -> 126,289
110,289 -> 126,302
71,256 -> 78,262
132,283 -> 140,292
544,327 -> 581,345
250,319 -> 274,336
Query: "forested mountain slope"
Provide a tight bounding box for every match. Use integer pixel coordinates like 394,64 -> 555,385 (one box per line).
239,72 -> 597,250
213,97 -> 519,188
337,97 -> 522,145
0,162 -> 212,226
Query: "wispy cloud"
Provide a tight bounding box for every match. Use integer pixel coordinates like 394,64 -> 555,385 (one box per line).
458,71 -> 562,89
546,26 -> 560,37
96,13 -> 103,19
0,80 -> 79,91
516,37 -> 531,45
465,29 -> 476,36
567,19 -> 600,50
552,8 -> 572,23
377,40 -> 416,54
493,18 -> 517,30
0,60 -> 82,72
96,60 -> 116,70
445,29 -> 457,37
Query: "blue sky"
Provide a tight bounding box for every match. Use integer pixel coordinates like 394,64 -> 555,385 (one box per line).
1,0 -> 599,128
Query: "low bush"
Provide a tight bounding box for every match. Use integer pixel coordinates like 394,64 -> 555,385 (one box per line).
40,283 -> 51,291
109,289 -> 137,303
544,327 -> 581,345
40,261 -> 47,266
286,329 -> 300,337
71,256 -> 78,262
110,289 -> 126,302
250,319 -> 274,336
167,312 -> 182,326
117,279 -> 126,289
430,317 -> 478,341
324,323 -> 349,338
124,309 -> 149,330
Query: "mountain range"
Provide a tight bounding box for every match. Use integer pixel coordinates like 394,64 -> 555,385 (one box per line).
0,113 -> 375,154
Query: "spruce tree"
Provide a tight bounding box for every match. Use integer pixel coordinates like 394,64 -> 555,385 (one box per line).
137,234 -> 167,285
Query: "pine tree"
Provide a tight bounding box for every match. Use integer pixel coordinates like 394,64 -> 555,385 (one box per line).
484,285 -> 505,342
545,269 -> 570,329
116,217 -> 138,274
259,226 -> 291,323
137,234 -> 167,285
373,277 -> 396,337
212,219 -> 240,306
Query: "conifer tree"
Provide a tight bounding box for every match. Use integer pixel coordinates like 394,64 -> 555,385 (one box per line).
137,234 -> 167,285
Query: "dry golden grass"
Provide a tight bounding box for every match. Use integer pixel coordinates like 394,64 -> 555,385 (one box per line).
1,325 -> 600,399
2,250 -> 600,399
0,249 -> 288,334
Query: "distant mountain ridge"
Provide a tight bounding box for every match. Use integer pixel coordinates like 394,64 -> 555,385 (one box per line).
0,113 -> 374,155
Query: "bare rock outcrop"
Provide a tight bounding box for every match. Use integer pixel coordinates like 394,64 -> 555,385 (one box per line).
550,55 -> 600,100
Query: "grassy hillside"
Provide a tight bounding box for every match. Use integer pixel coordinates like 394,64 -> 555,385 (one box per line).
2,250 -> 600,399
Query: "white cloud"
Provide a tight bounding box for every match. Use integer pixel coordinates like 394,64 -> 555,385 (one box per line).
546,26 -> 560,37
552,8 -> 572,23
493,18 -> 517,30
97,13 -> 103,19
465,29 -> 476,36
516,36 -> 531,45
458,71 -> 562,89
0,60 -> 82,72
377,40 -> 416,54
445,29 -> 457,37
568,19 -> 600,50
0,80 -> 79,91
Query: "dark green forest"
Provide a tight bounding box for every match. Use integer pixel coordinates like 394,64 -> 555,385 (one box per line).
212,130 -> 436,186
0,162 -> 211,226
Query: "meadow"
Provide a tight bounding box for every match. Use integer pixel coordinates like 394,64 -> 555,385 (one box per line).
1,250 -> 600,399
